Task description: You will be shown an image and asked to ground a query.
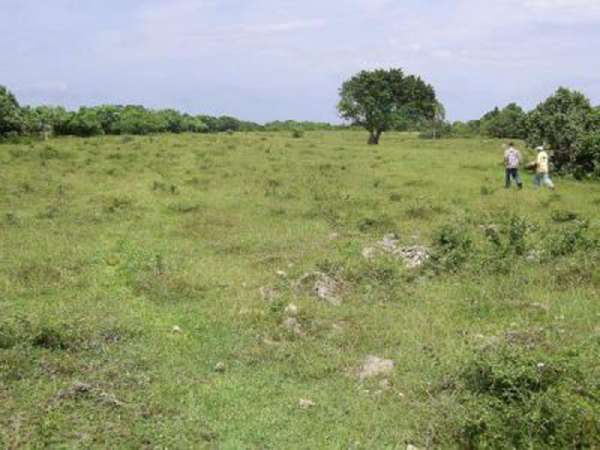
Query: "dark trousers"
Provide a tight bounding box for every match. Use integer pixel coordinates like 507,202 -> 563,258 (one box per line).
505,168 -> 522,189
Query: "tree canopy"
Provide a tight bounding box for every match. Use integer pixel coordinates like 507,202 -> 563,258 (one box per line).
480,103 -> 527,139
337,68 -> 438,144
0,85 -> 23,136
525,87 -> 599,176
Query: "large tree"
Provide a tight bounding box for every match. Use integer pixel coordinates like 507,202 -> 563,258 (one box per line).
337,68 -> 438,144
0,85 -> 24,137
525,87 -> 598,174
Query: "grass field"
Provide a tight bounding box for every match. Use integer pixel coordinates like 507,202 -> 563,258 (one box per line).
1,131 -> 599,449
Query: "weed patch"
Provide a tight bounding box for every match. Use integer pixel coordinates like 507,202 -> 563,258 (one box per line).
428,344 -> 600,449
357,215 -> 397,233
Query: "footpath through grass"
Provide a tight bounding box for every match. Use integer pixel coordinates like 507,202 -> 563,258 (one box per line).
1,131 -> 599,448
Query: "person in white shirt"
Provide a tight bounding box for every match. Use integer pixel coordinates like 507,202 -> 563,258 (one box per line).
504,142 -> 523,189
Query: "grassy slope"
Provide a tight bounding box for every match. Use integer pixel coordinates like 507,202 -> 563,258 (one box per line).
1,131 -> 599,449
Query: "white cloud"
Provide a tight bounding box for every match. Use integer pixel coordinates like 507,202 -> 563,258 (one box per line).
524,0 -> 600,21
239,19 -> 326,34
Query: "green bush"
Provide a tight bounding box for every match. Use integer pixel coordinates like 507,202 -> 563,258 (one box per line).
437,344 -> 600,449
507,215 -> 531,256
429,223 -> 473,272
547,220 -> 596,257
291,129 -> 304,139
550,209 -> 579,223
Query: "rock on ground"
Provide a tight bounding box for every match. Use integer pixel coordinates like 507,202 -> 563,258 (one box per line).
362,234 -> 430,269
284,303 -> 299,317
283,317 -> 305,337
296,271 -> 344,306
397,246 -> 430,269
260,286 -> 279,303
357,355 -> 395,380
299,399 -> 316,409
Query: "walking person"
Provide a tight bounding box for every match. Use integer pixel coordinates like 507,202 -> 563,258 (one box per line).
534,146 -> 555,190
504,142 -> 523,189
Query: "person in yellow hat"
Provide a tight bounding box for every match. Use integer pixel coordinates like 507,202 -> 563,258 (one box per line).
534,146 -> 555,190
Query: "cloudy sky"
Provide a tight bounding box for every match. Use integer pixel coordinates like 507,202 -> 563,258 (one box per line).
2,0 -> 600,122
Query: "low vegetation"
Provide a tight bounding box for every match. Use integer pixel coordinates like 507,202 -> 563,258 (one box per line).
1,131 -> 599,448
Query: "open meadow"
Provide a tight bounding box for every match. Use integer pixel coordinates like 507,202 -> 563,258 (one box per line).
1,131 -> 599,448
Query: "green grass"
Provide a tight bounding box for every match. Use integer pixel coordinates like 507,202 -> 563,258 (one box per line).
1,131 -> 599,449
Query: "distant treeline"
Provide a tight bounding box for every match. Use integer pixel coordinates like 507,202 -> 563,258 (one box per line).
0,85 -> 343,138
428,89 -> 600,143
1,84 -> 599,177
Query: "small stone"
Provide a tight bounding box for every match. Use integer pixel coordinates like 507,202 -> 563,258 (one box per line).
284,304 -> 299,317
299,399 -> 315,409
214,362 -> 226,373
276,270 -> 287,278
361,246 -> 378,260
172,326 -> 183,334
362,235 -> 429,268
297,271 -> 344,306
530,302 -> 549,312
72,382 -> 93,393
406,445 -> 421,450
283,317 -> 305,337
397,246 -> 430,269
379,379 -> 391,391
260,286 -> 279,303
99,391 -> 125,408
380,233 -> 400,252
314,275 -> 343,306
262,337 -> 277,346
357,356 -> 395,380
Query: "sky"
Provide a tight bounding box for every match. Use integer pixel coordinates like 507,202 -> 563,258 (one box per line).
2,0 -> 600,122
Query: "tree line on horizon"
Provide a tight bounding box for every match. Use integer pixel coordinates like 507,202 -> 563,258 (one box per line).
2,71 -> 600,177
0,86 -> 339,138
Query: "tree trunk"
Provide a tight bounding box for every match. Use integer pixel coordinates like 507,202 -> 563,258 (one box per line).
368,130 -> 381,145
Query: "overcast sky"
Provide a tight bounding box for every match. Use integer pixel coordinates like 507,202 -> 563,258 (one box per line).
2,0 -> 600,122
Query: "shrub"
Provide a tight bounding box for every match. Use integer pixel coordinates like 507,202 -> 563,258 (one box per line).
550,209 -> 579,223
31,324 -> 86,351
507,215 -> 531,255
0,322 -> 18,349
429,223 -> 473,272
434,344 -> 600,449
547,220 -> 595,257
357,215 -> 397,234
